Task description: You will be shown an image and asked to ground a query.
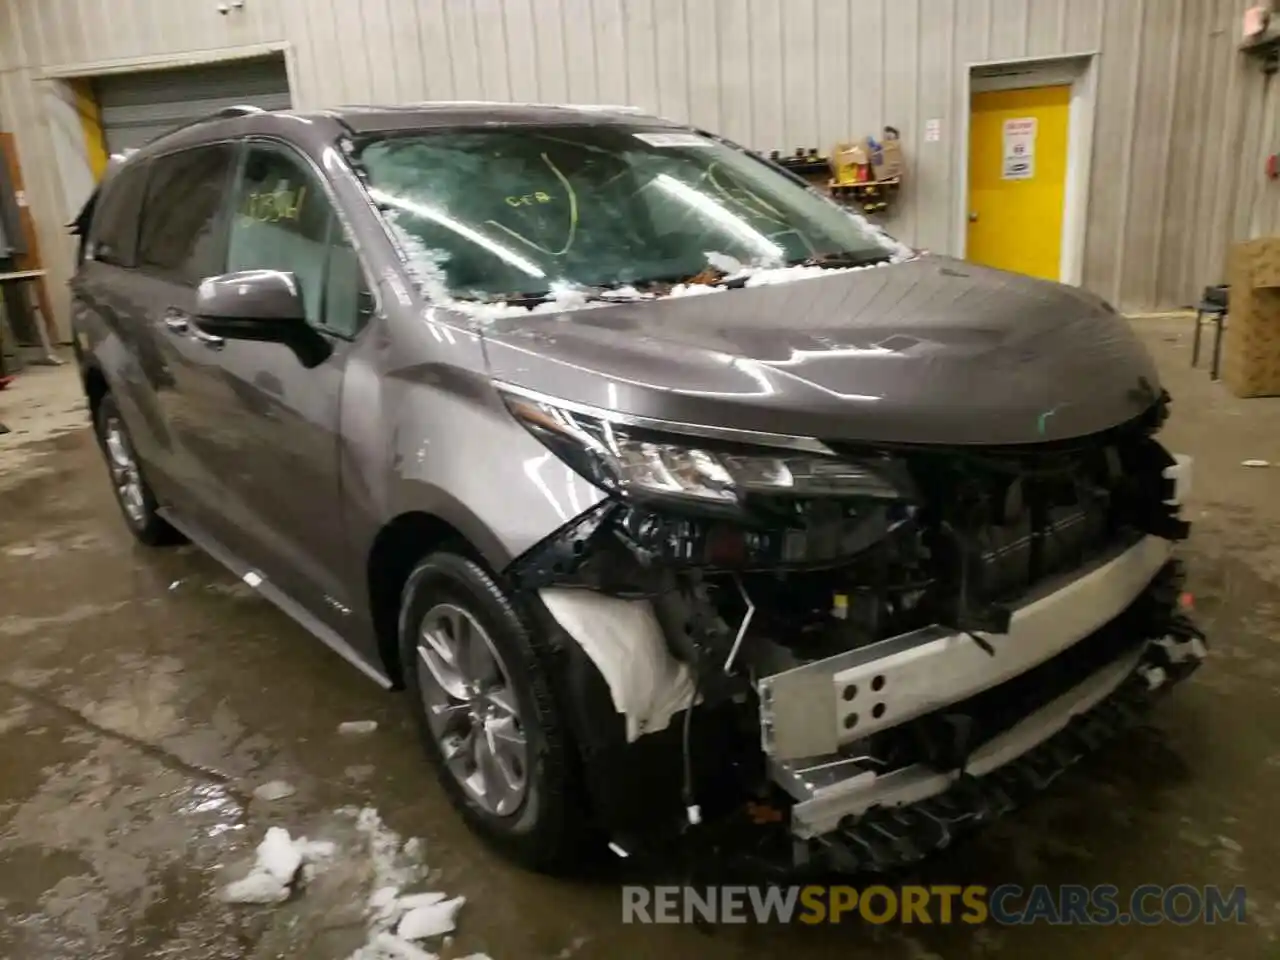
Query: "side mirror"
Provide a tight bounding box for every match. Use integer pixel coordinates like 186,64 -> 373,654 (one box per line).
193,270 -> 331,366
196,269 -> 307,324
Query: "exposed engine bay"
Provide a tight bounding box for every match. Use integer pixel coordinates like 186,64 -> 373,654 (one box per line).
504,388 -> 1206,872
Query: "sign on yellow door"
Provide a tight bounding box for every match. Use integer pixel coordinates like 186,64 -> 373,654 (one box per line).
966,84 -> 1070,281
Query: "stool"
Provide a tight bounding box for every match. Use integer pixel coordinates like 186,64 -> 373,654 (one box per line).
1191,284 -> 1228,381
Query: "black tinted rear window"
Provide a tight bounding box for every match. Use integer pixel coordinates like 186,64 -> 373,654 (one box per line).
137,145 -> 236,285
87,162 -> 148,267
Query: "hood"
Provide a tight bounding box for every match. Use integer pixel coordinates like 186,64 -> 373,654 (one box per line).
476,257 -> 1162,447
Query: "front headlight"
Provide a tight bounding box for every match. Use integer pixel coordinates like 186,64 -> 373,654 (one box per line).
502,392 -> 903,507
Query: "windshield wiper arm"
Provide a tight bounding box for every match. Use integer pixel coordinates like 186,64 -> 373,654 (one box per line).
456,286 -> 654,308
457,255 -> 886,309
792,251 -> 892,269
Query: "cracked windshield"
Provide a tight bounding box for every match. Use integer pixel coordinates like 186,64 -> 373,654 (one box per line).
357,124 -> 896,304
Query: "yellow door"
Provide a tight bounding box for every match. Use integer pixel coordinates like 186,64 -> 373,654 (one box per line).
966,84 -> 1070,281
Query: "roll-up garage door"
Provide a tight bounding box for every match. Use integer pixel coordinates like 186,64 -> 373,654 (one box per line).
93,55 -> 292,154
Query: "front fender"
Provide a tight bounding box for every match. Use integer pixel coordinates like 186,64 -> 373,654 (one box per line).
386,477 -> 517,572
383,363 -> 608,572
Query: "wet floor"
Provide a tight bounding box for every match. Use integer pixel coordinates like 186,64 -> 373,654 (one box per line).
2,318 -> 1279,959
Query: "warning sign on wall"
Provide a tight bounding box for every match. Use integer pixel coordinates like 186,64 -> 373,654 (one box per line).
1001,117 -> 1037,180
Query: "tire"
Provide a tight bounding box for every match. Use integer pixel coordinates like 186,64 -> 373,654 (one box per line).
93,393 -> 183,546
399,550 -> 590,872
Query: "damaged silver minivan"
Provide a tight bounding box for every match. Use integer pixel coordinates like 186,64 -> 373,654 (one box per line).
71,102 -> 1206,874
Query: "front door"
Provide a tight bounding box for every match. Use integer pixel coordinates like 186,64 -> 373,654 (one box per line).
966,84 -> 1070,281
197,140 -> 373,625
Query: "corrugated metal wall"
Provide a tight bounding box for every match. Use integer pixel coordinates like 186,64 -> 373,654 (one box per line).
0,0 -> 1270,337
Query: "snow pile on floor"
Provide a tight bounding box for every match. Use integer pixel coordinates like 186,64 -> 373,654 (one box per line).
353,934 -> 494,960
221,826 -> 337,904
342,807 -> 488,960
397,894 -> 467,940
253,779 -> 297,802
220,809 -> 492,960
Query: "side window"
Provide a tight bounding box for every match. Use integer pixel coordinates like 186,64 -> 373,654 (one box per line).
87,162 -> 149,267
137,145 -> 236,284
227,144 -> 367,338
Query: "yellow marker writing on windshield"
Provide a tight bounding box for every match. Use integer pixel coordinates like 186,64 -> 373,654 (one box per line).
504,191 -> 554,207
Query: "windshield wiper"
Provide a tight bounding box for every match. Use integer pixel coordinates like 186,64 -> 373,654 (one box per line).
454,286 -> 656,309
616,268 -> 750,293
505,274 -> 738,304
466,292 -> 554,307
791,251 -> 893,269
453,255 -> 888,309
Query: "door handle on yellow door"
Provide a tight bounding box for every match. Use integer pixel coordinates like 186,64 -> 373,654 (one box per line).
968,211 -> 979,222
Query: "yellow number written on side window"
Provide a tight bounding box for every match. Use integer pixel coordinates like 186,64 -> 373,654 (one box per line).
243,185 -> 308,223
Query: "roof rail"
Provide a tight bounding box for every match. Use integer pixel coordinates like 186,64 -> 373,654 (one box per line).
141,103 -> 267,147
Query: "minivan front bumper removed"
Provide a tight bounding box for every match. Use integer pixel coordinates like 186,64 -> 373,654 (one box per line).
760,535 -> 1205,870
797,629 -> 1203,872
527,444 -> 1205,873
536,537 -> 1206,873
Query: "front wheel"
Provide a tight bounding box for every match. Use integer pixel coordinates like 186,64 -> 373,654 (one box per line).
399,550 -> 590,872
93,394 -> 182,546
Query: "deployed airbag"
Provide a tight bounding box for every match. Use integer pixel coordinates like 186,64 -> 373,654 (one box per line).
539,588 -> 695,741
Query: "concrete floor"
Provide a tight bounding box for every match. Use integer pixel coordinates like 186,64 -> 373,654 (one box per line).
1,318 -> 1279,959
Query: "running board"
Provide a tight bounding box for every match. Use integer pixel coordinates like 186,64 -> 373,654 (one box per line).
156,507 -> 392,689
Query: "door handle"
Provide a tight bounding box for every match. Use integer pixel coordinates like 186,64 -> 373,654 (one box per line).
968,211 -> 979,223
190,325 -> 225,351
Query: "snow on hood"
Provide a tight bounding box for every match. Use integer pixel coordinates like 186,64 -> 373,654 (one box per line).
384,206 -> 915,324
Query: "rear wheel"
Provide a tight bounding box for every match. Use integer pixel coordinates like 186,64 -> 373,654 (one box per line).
93,394 -> 182,546
399,550 -> 589,872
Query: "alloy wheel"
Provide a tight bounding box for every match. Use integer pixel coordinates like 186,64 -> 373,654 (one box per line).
103,417 -> 146,526
417,602 -> 529,817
